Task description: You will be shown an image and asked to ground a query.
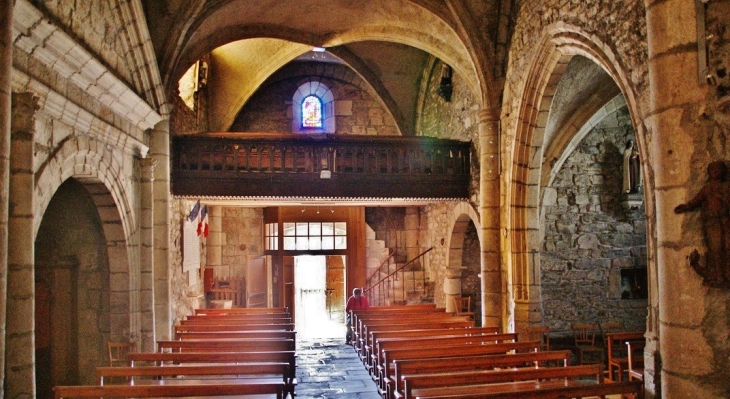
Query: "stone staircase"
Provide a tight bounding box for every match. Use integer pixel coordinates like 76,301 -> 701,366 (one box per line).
365,225 -> 433,306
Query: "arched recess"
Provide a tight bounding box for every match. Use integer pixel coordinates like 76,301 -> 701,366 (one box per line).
507,24 -> 653,338
444,203 -> 482,320
34,178 -> 110,387
34,137 -> 141,351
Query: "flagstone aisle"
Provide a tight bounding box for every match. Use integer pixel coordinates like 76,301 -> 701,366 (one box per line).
296,338 -> 381,399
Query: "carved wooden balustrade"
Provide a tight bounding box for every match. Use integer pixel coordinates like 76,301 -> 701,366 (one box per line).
172,133 -> 472,199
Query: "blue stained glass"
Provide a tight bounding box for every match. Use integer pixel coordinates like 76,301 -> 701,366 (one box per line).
302,95 -> 323,128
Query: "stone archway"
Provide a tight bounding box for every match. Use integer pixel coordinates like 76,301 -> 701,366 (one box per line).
443,203 -> 482,322
505,21 -> 655,387
34,178 -> 111,388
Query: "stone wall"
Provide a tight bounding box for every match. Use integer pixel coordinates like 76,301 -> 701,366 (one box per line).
170,198 -> 201,324
215,207 -> 265,281
540,106 -> 647,335
31,0 -> 138,91
230,62 -> 399,135
502,0 -> 649,166
418,60 -> 481,207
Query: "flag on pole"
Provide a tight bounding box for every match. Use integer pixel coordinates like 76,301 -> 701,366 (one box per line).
197,205 -> 209,237
187,200 -> 201,222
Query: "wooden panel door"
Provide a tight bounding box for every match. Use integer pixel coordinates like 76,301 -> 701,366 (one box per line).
246,256 -> 268,307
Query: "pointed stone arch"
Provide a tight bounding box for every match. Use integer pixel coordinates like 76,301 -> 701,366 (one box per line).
506,24 -> 652,334
443,202 -> 482,317
35,136 -> 141,345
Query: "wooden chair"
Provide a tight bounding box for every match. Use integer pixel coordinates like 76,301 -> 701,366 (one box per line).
572,323 -> 603,365
626,340 -> 645,382
453,296 -> 475,321
107,341 -> 136,367
525,326 -> 550,351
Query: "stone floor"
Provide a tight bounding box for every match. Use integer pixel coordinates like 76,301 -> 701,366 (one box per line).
295,338 -> 380,399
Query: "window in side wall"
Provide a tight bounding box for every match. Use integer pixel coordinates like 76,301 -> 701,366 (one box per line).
302,95 -> 323,128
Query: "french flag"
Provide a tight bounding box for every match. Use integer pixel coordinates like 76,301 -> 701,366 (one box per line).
197,205 -> 209,237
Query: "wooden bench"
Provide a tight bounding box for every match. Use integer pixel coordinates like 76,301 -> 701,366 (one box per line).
398,364 -> 605,399
367,328 -> 505,371
353,313 -> 474,354
97,362 -> 290,383
412,380 -> 645,399
389,350 -> 572,399
54,379 -> 285,398
373,332 -> 519,373
175,323 -> 295,334
377,340 -> 541,395
355,321 -> 474,357
184,315 -> 293,324
174,330 -> 297,341
365,327 -> 499,362
127,350 -> 297,385
157,338 -> 295,352
606,331 -> 644,382
195,307 -> 289,315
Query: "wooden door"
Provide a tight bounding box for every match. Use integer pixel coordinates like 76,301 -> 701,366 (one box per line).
246,256 -> 268,307
283,256 -> 294,318
326,255 -> 346,323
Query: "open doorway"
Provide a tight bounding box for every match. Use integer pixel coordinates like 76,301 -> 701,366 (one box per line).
293,255 -> 346,339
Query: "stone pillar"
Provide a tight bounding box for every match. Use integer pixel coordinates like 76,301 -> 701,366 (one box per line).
139,158 -> 156,352
7,93 -> 38,398
150,119 -> 171,340
645,1 -> 722,398
0,0 -> 13,393
478,108 -> 501,329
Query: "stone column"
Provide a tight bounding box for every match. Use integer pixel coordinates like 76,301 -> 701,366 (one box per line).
7,93 -> 38,398
150,119 -> 171,340
645,1 -> 722,398
139,158 -> 157,352
478,108 -> 501,329
0,0 -> 14,393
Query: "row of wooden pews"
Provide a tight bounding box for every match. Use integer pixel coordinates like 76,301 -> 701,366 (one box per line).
350,305 -> 645,399
53,307 -> 296,399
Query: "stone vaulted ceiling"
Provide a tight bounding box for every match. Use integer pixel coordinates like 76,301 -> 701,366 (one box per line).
141,0 -> 500,133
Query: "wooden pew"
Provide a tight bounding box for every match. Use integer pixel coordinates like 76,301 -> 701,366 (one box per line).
377,340 -> 541,395
97,362 -> 295,397
174,323 -> 295,334
174,330 -> 297,341
606,331 -> 644,382
127,350 -> 297,387
389,350 -> 571,399
372,332 -> 519,374
355,321 -> 474,356
157,338 -> 295,352
195,307 -> 289,315
398,364 -> 605,399
354,315 -> 471,353
184,315 -> 293,324
412,380 -> 645,399
364,327 -> 498,364
53,380 -> 285,399
97,362 -> 290,384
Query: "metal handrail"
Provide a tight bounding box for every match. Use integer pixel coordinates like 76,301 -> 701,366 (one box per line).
364,247 -> 433,305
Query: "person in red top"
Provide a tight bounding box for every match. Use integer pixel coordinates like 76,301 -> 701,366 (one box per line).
345,288 -> 369,345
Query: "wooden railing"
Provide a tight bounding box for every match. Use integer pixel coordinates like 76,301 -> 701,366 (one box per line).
364,247 -> 433,306
172,133 -> 471,199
